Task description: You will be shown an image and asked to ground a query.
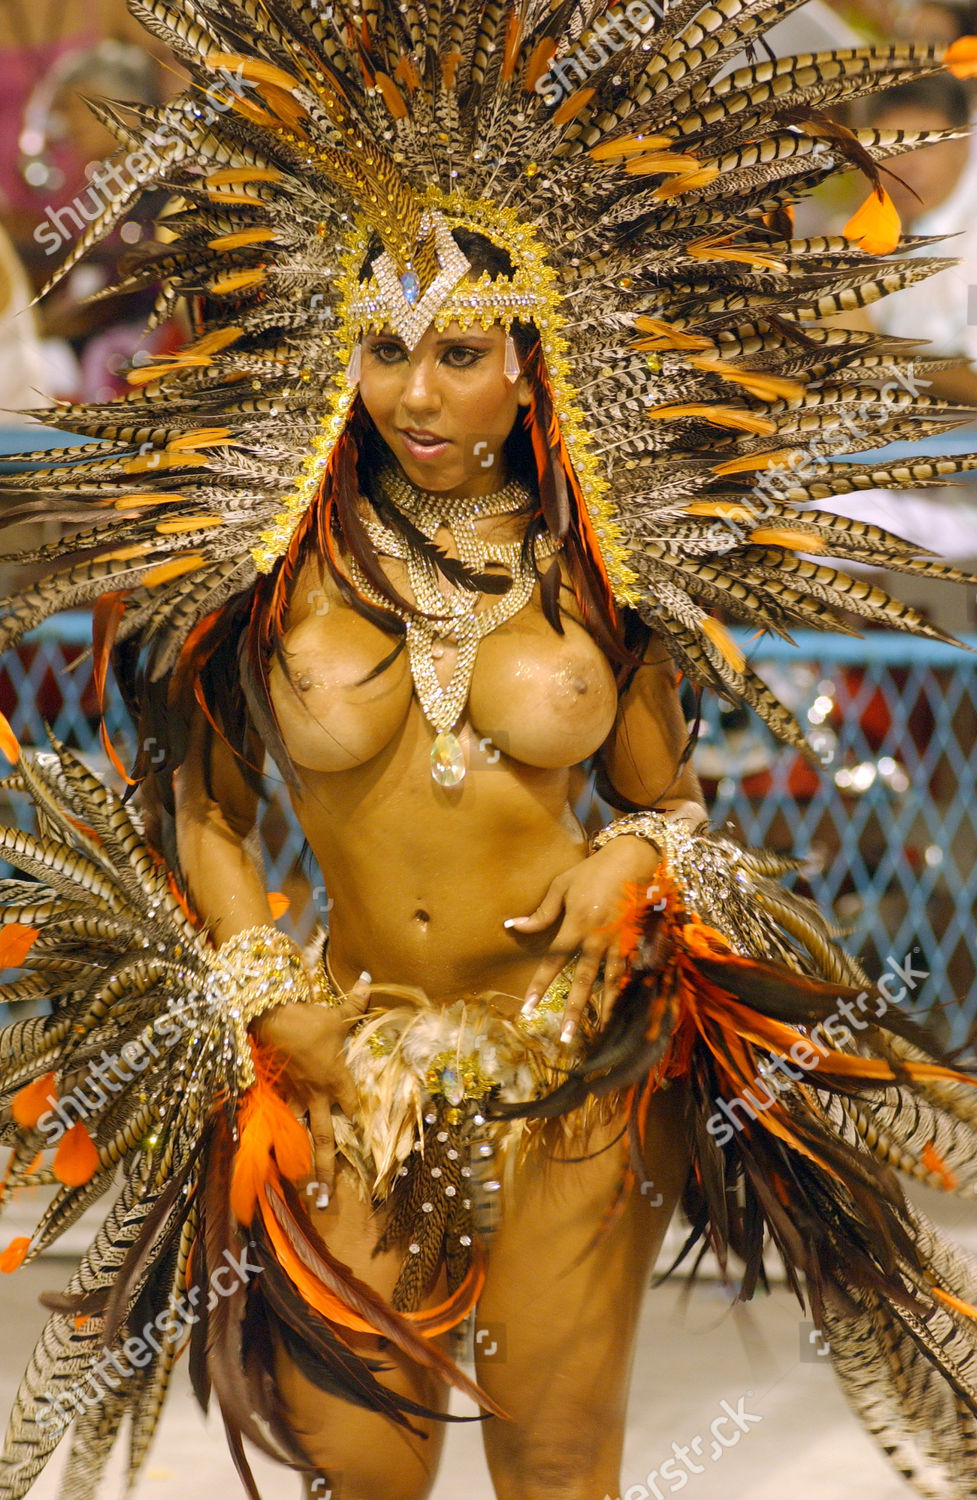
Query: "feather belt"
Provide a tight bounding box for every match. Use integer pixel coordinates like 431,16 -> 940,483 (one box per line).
314,941 -> 602,1203
300,941 -> 627,1310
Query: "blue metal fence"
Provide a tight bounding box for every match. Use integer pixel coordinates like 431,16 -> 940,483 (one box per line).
2,616 -> 976,1043
699,631 -> 977,1049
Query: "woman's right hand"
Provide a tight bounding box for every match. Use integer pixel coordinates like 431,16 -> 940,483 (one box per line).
251,974 -> 371,1204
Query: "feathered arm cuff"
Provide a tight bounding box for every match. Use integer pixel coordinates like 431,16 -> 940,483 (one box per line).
495,817 -> 977,1498
212,922 -> 333,1092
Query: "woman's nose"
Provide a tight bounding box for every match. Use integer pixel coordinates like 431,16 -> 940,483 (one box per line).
399,354 -> 440,412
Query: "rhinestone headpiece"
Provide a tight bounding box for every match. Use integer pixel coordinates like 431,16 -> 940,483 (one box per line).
344,198 -> 553,349
251,184 -> 629,588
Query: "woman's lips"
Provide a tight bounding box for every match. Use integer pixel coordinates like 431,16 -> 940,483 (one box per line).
399,430 -> 450,461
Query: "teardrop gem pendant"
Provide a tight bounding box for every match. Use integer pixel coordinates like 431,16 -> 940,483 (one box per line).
431,730 -> 466,786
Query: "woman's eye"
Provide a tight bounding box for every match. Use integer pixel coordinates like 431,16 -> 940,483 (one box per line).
442,346 -> 484,367
367,342 -> 484,366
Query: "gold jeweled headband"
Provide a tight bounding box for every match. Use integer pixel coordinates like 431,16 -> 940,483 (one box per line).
250,184 -> 637,601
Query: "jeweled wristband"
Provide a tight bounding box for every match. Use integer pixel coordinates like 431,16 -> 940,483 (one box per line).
589,810 -> 706,862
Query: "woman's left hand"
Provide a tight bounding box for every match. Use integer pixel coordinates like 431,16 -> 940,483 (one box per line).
505,836 -> 664,1044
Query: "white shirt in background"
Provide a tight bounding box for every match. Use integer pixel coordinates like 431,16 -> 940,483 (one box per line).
872,135 -> 977,361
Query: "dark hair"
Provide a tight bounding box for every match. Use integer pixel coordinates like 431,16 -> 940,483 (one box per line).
863,73 -> 972,128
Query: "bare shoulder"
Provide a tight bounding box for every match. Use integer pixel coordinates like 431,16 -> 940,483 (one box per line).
280,543 -> 350,632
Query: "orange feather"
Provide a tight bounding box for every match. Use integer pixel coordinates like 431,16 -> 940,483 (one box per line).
0,1237 -> 30,1273
11,1072 -> 56,1128
0,923 -> 38,968
53,1122 -> 100,1186
503,10 -> 524,79
552,88 -> 595,126
844,187 -> 901,256
945,35 -> 977,77
0,708 -> 19,764
589,133 -> 675,160
525,37 -> 558,93
647,403 -> 777,435
230,1062 -> 312,1227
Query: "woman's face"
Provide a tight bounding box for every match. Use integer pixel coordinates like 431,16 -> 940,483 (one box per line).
357,319 -> 532,497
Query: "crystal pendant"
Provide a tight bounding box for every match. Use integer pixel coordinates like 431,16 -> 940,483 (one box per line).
431,730 -> 465,787
437,1065 -> 466,1106
503,330 -> 521,383
400,268 -> 421,306
344,340 -> 362,388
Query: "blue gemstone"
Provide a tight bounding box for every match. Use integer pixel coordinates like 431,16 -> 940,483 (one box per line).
401,269 -> 421,305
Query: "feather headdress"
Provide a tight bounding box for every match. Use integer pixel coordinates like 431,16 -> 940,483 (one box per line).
1,1 -> 976,771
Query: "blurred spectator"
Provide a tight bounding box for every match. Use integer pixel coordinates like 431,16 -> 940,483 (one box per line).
893,0 -> 977,43
0,223 -> 52,418
821,0 -> 977,42
813,81 -> 977,625
863,74 -> 977,406
0,1 -> 166,254
1,1 -> 177,405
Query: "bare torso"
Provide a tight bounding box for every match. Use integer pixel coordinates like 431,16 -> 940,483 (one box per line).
268,494 -> 622,1005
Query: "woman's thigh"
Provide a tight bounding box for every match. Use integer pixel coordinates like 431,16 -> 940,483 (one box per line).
270,1163 -> 453,1500
473,1080 -> 690,1500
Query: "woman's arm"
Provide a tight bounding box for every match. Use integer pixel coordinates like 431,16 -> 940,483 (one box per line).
174,705 -> 362,1200
173,706 -> 271,942
594,636 -> 707,826
512,634 -> 708,1039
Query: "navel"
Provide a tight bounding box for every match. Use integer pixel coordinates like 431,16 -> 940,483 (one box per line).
413,908 -> 430,924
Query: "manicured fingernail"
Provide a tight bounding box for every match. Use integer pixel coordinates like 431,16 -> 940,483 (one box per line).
521,993 -> 539,1016
315,1187 -> 330,1209
503,918 -> 518,929
561,1019 -> 576,1044
358,971 -> 371,984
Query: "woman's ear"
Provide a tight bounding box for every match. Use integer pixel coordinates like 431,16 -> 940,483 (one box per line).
515,371 -> 532,407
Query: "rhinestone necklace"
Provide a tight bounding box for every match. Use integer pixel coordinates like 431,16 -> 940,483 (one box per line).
345,464 -> 559,785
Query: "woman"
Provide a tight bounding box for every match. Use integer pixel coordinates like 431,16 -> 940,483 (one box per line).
175,282 -> 701,1499
3,5 -> 977,1499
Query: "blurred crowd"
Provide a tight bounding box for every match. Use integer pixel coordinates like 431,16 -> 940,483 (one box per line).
0,0 -> 176,420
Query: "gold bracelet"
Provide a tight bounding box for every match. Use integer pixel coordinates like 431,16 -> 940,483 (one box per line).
589,810 -> 704,859
212,924 -> 323,1088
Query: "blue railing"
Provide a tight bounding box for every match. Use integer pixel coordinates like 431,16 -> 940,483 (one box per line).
697,630 -> 977,1049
